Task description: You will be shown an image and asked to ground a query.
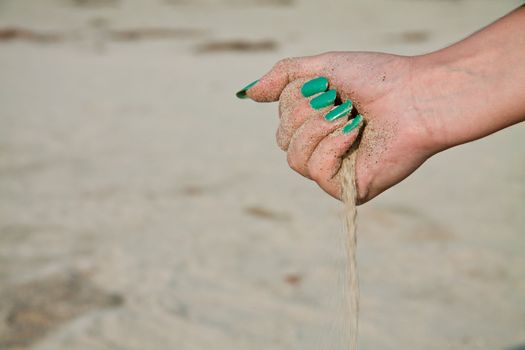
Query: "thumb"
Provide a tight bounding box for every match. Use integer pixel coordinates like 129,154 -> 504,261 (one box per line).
238,54 -> 329,102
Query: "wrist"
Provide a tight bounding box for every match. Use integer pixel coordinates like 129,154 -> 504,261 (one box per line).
407,54 -> 460,154
410,6 -> 525,152
409,47 -> 500,153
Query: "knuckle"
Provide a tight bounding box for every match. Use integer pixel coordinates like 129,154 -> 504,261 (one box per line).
355,177 -> 370,205
290,102 -> 310,126
308,163 -> 323,182
286,152 -> 302,173
275,128 -> 288,151
323,181 -> 341,200
274,57 -> 292,70
279,96 -> 299,119
280,103 -> 307,135
288,104 -> 302,125
273,57 -> 301,73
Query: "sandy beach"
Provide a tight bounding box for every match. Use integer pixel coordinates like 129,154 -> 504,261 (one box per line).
0,0 -> 524,349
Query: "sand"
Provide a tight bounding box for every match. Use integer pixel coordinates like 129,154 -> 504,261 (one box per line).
0,0 -> 524,349
340,152 -> 360,350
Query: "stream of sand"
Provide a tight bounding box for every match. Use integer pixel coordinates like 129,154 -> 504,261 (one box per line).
340,151 -> 360,350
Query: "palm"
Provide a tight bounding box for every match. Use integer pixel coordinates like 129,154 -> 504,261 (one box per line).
327,52 -> 433,202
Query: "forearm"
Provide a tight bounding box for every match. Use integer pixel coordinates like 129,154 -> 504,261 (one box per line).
412,5 -> 525,151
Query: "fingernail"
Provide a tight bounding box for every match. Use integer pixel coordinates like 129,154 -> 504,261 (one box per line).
342,114 -> 363,134
301,77 -> 329,97
324,100 -> 353,121
310,89 -> 337,110
236,80 -> 259,99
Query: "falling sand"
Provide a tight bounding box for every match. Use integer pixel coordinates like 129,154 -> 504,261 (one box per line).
339,149 -> 360,350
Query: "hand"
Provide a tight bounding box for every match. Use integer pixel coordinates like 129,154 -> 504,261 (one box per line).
237,7 -> 525,203
242,52 -> 439,204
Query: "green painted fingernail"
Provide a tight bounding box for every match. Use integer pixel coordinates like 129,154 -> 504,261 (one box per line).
301,77 -> 329,97
310,89 -> 337,110
325,100 -> 353,121
342,114 -> 363,134
236,80 -> 259,99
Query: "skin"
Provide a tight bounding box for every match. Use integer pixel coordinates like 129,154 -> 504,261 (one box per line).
244,5 -> 525,204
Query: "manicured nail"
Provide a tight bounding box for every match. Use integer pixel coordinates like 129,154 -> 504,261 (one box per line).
324,100 -> 353,121
236,80 -> 259,99
301,77 -> 329,97
342,114 -> 363,134
310,89 -> 337,110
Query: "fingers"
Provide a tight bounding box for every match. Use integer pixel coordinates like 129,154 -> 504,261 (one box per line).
276,77 -> 325,151
308,122 -> 363,200
276,78 -> 314,151
276,77 -> 360,189
276,98 -> 312,151
278,78 -> 308,115
286,109 -> 348,178
245,54 -> 329,102
248,67 -> 364,201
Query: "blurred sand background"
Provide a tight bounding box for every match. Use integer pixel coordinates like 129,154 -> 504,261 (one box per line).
0,0 -> 524,349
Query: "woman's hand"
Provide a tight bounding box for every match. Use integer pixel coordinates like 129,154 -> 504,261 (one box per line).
240,52 -> 440,204
237,6 -> 525,204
